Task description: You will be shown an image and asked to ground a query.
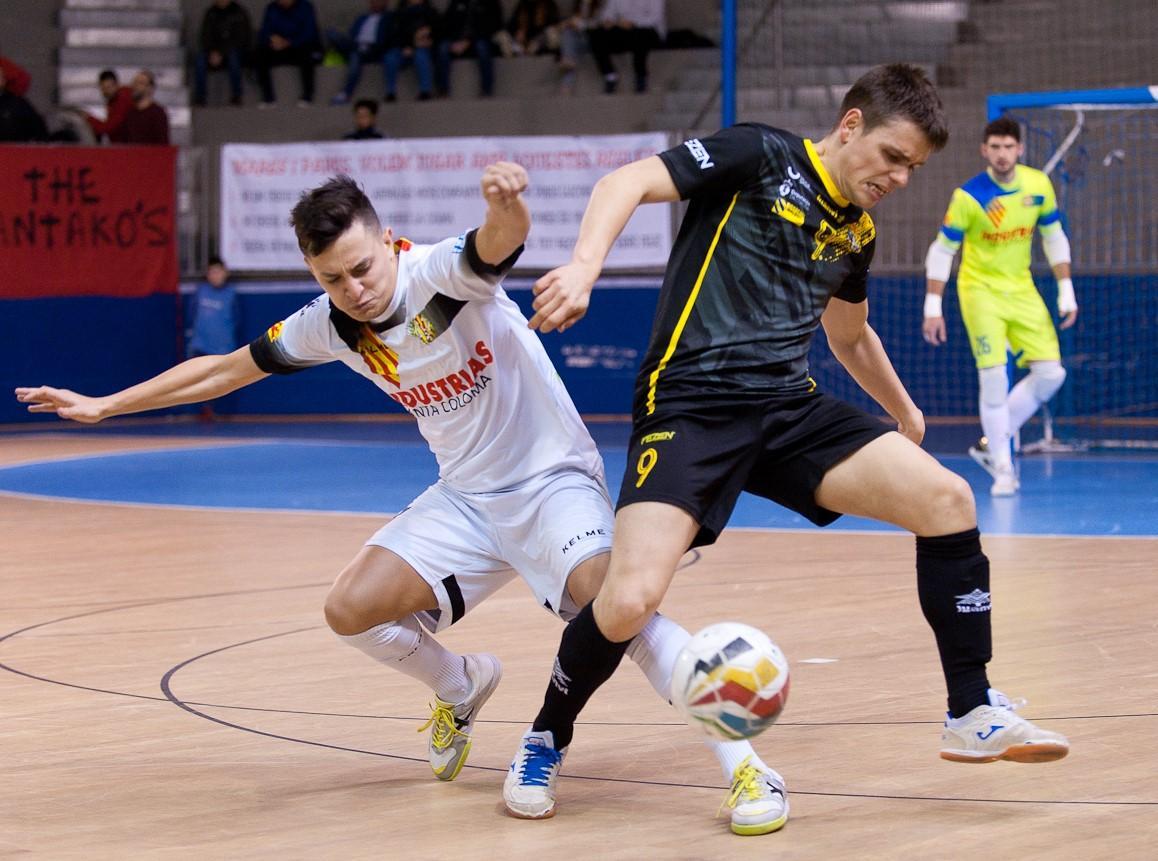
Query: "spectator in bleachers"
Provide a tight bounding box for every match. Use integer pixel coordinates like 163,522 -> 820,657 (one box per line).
327,0 -> 393,105
589,0 -> 663,93
496,0 -> 561,58
383,0 -> 440,102
0,52 -> 31,98
121,70 -> 170,144
192,0 -> 252,107
435,0 -> 503,98
85,70 -> 135,143
343,97 -> 385,139
254,0 -> 322,107
0,64 -> 48,142
557,0 -> 597,95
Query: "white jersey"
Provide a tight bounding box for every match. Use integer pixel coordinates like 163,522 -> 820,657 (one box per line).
249,231 -> 603,493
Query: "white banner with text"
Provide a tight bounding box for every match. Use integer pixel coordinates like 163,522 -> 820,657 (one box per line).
220,133 -> 673,270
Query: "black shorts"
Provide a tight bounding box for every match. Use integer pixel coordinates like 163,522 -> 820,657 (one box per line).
616,392 -> 892,548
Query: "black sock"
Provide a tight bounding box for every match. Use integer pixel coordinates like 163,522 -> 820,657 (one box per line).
531,601 -> 631,750
916,528 -> 992,718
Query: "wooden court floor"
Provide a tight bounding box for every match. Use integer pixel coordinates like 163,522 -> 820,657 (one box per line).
2,435 -> 1157,859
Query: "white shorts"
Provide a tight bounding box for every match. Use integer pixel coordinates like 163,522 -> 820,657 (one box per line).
367,468 -> 614,633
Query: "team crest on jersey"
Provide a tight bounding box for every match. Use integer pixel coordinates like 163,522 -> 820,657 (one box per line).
810,213 -> 875,262
772,197 -> 805,226
265,321 -> 285,342
1022,194 -> 1045,207
356,324 -> 400,385
408,313 -> 437,344
984,197 -> 1007,227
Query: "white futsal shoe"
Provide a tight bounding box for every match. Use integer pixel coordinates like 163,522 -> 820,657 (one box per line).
723,756 -> 789,836
969,438 -> 1019,496
940,689 -> 1069,764
419,653 -> 502,781
503,730 -> 567,819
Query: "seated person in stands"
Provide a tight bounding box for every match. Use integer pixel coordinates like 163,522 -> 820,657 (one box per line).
589,0 -> 663,93
254,0 -> 322,107
192,0 -> 252,107
343,97 -> 385,139
0,64 -> 47,142
0,50 -> 31,98
121,70 -> 170,145
496,0 -> 561,58
383,0 -> 440,102
85,70 -> 135,142
327,0 -> 393,105
435,0 -> 503,98
557,0 -> 597,95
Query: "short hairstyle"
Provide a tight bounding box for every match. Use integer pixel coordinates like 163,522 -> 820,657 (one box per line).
207,255 -> 225,268
838,63 -> 949,151
983,116 -> 1021,142
353,98 -> 378,115
98,69 -> 118,84
290,175 -> 381,258
138,69 -> 156,87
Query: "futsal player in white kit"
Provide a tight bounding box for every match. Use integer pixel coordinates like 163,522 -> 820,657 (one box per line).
16,163 -> 787,834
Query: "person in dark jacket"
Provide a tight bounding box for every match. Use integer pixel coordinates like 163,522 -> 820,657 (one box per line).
192,0 -> 252,106
254,0 -> 322,106
0,64 -> 47,142
342,98 -> 385,139
120,70 -> 170,144
383,0 -> 439,102
435,0 -> 502,97
328,0 -> 393,104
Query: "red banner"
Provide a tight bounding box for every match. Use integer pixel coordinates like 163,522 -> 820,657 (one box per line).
0,146 -> 177,298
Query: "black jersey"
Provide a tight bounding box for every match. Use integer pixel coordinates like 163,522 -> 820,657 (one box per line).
638,123 -> 876,415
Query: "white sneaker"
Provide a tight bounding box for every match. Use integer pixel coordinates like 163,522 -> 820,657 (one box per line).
503,730 -> 567,819
990,468 -> 1020,497
418,653 -> 502,781
941,688 -> 1069,763
968,437 -> 999,479
722,756 -> 789,836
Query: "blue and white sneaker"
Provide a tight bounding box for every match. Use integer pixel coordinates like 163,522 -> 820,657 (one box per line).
418,653 -> 502,781
503,730 -> 567,819
940,688 -> 1069,763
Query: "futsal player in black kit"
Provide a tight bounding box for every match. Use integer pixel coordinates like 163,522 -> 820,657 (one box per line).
503,64 -> 1070,827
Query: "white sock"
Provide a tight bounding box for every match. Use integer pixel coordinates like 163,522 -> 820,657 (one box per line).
627,613 -> 763,783
337,615 -> 470,703
1006,376 -> 1040,433
978,365 -> 1013,469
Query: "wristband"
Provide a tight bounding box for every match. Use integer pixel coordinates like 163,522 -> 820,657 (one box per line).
1056,277 -> 1077,314
923,293 -> 943,319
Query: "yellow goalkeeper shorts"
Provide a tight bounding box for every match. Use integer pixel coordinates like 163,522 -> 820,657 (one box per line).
957,282 -> 1061,369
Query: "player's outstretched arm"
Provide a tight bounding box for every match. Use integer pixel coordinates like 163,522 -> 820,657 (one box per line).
15,346 -> 269,424
529,155 -> 679,334
823,297 -> 925,445
476,161 -> 531,266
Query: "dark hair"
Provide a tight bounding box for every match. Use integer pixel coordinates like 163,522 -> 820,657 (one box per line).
98,69 -> 118,84
983,116 -> 1021,142
207,255 -> 225,268
838,63 -> 949,151
290,175 -> 381,258
353,98 -> 378,115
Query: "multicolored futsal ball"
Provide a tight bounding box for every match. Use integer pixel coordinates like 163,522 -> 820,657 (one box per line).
670,622 -> 790,741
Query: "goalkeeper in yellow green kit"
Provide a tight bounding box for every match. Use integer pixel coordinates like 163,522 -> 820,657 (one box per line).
922,116 -> 1077,496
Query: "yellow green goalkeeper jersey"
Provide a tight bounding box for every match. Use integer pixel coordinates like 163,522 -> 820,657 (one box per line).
939,164 -> 1061,292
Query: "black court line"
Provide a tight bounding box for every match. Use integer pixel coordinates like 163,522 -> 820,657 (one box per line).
6,581 -> 1158,807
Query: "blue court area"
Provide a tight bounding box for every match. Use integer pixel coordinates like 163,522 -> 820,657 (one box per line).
2,422 -> 1156,536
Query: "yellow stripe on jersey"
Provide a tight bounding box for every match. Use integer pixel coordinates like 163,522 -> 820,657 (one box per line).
803,139 -> 850,207
645,191 -> 740,415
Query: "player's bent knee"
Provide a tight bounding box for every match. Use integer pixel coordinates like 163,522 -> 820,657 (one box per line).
323,578 -> 406,636
1030,361 -> 1066,402
596,589 -> 661,642
920,471 -> 976,535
